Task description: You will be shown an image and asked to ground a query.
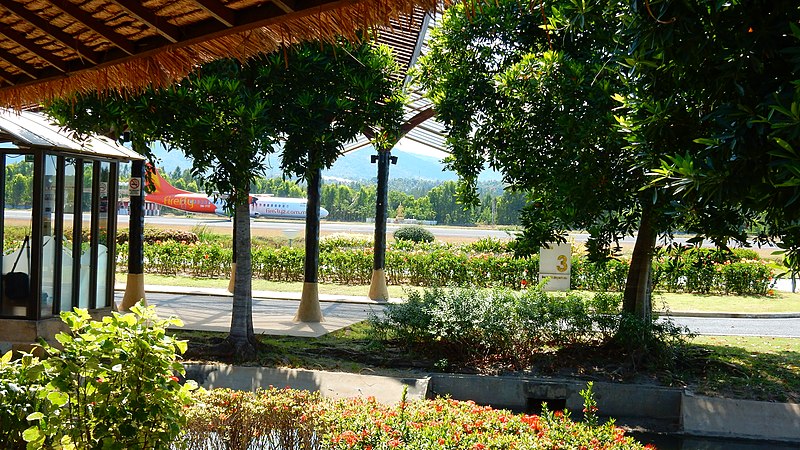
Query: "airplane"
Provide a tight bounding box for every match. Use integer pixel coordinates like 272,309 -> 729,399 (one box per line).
144,167 -> 329,219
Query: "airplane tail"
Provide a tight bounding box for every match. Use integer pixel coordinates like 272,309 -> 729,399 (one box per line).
146,164 -> 184,195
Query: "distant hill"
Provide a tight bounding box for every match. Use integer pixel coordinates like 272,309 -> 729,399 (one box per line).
148,142 -> 501,182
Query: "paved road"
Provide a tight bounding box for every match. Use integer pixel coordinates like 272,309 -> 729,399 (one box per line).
138,292 -> 800,338
667,316 -> 800,338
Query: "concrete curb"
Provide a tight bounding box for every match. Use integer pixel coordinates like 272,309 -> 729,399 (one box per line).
184,365 -> 800,444
428,374 -> 683,431
681,392 -> 800,442
183,363 -> 428,405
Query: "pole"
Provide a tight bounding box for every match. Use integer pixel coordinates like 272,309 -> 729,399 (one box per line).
369,148 -> 391,300
120,158 -> 146,310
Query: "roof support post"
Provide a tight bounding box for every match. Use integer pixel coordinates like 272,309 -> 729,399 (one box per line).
121,158 -> 146,310
369,145 -> 394,301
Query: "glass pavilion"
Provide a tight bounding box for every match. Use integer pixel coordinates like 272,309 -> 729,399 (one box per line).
0,109 -> 140,328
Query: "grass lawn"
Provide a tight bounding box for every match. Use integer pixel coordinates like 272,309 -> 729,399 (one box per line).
124,273 -> 800,313
686,335 -> 800,402
653,291 -> 800,313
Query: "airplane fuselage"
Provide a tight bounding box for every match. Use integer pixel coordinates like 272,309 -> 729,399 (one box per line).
147,193 -> 222,215
143,165 -> 328,219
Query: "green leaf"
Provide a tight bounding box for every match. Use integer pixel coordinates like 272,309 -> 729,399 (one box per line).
26,412 -> 44,421
46,391 -> 69,407
22,426 -> 42,442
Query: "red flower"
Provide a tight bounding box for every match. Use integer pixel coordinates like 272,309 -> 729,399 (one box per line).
388,438 -> 402,448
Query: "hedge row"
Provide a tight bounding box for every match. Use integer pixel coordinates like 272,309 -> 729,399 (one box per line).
113,240 -> 775,295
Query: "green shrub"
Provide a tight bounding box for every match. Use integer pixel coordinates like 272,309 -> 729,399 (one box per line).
732,248 -> 760,261
320,233 -> 373,252
720,260 -> 774,295
372,287 -> 625,368
114,232 -> 773,296
0,352 -> 46,449
117,228 -> 200,245
465,237 -> 510,253
181,388 -> 325,450
24,305 -> 197,449
393,225 -> 435,243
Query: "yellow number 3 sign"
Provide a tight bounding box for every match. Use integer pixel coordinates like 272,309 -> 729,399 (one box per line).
556,255 -> 568,273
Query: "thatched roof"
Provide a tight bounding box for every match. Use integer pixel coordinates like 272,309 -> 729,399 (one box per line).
0,0 -> 438,107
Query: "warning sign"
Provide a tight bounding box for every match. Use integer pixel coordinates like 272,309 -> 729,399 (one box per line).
129,177 -> 142,196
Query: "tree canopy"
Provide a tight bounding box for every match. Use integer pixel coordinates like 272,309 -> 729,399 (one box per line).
414,0 -> 800,318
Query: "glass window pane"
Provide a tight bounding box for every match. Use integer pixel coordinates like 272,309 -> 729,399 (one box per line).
96,162 -> 111,307
2,154 -> 33,317
41,155 -> 57,317
78,162 -> 93,309
60,158 -> 77,312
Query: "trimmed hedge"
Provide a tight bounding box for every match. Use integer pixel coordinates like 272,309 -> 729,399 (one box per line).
113,239 -> 772,295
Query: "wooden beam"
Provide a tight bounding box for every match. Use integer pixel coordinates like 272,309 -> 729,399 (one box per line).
51,1 -> 135,55
111,0 -> 181,43
190,0 -> 236,27
0,2 -> 100,64
0,28 -> 66,72
271,0 -> 297,14
0,51 -> 39,79
400,106 -> 435,135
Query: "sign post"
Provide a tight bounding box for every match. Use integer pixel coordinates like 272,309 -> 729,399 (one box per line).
539,242 -> 571,291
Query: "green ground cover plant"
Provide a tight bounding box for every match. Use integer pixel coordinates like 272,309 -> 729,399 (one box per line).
11,305 -> 197,450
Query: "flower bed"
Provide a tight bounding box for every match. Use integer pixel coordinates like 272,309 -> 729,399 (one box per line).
180,386 -> 652,450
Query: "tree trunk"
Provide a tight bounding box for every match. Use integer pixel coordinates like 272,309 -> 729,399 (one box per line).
296,166 -> 324,322
227,199 -> 256,358
622,205 -> 657,321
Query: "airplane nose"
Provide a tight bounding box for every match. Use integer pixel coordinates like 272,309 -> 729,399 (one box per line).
319,207 -> 329,219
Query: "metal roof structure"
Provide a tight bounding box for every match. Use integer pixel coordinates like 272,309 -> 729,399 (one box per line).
0,0 -> 438,107
0,109 -> 141,161
346,6 -> 447,155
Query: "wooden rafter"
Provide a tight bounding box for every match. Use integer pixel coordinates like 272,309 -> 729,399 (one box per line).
191,0 -> 236,27
50,1 -> 136,55
0,52 -> 37,80
0,2 -> 99,64
271,0 -> 297,14
0,26 -> 66,72
110,0 -> 181,43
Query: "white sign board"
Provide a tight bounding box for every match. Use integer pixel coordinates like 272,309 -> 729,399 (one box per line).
129,177 -> 142,196
539,242 -> 571,291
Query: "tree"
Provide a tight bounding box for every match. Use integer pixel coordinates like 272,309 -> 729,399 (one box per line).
414,0 -> 760,320
47,58 -> 278,358
260,37 -> 405,321
625,1 -> 800,285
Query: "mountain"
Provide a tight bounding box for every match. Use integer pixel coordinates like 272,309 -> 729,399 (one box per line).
148,142 -> 502,182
